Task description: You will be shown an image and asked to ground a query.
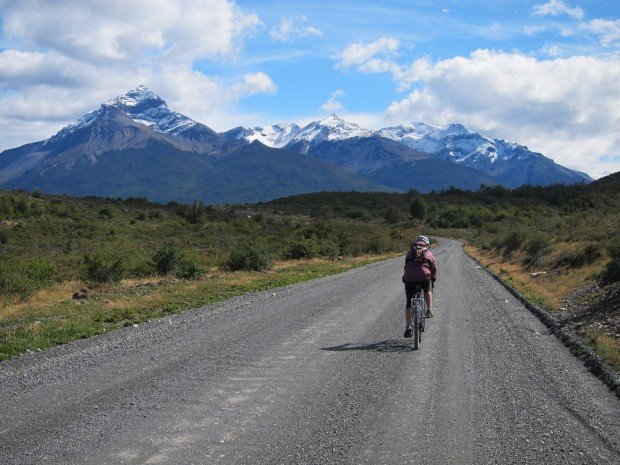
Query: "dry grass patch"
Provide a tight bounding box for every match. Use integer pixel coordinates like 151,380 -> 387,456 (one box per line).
464,244 -> 605,310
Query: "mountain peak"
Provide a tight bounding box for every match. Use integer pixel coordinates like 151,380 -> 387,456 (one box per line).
105,85 -> 164,109
320,114 -> 345,125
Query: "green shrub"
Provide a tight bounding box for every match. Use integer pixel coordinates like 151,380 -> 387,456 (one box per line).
82,250 -> 125,285
98,207 -> 113,219
319,241 -> 340,260
409,197 -> 427,220
128,261 -> 156,278
501,230 -> 523,257
0,258 -> 55,298
383,206 -> 401,224
552,244 -> 601,269
288,237 -> 320,259
226,244 -> 273,271
602,239 -> 620,283
175,260 -> 205,280
0,229 -> 8,244
153,243 -> 183,275
525,233 -> 550,255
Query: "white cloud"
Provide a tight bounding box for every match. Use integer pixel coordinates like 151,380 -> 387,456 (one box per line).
239,72 -> 277,95
321,90 -> 344,112
540,44 -> 562,56
383,50 -> 620,178
336,37 -> 400,69
532,0 -> 584,20
270,15 -> 322,42
582,19 -> 620,47
0,0 -> 275,150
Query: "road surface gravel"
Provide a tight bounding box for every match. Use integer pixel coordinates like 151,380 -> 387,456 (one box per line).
1,238 -> 618,464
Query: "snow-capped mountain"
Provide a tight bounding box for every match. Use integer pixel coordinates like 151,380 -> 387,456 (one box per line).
44,85 -> 233,156
225,114 -> 372,154
0,87 -> 391,204
0,86 -> 593,205
225,123 -> 302,148
49,85 -> 198,145
377,122 -> 592,186
378,122 -> 524,170
228,116 -> 592,187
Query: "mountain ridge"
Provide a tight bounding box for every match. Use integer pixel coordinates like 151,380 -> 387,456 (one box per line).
229,116 -> 592,187
0,86 -> 593,205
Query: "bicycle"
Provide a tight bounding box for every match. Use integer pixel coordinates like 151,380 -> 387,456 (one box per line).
411,284 -> 426,349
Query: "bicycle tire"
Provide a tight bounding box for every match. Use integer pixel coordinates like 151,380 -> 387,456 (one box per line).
419,301 -> 424,343
413,302 -> 419,350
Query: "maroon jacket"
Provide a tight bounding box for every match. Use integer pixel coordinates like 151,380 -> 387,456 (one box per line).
403,246 -> 437,282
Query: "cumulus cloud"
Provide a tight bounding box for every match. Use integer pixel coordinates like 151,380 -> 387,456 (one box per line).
0,0 -> 261,64
321,90 -> 344,112
532,0 -> 584,20
270,15 -> 322,42
382,50 -> 620,178
239,72 -> 277,95
336,37 -> 400,69
0,0 -> 274,149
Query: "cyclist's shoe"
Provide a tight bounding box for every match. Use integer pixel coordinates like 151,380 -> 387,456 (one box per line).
426,308 -> 434,318
404,325 -> 413,338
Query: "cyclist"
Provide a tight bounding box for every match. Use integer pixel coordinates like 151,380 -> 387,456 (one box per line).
402,235 -> 437,338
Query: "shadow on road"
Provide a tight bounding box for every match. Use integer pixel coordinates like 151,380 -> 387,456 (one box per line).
321,340 -> 416,353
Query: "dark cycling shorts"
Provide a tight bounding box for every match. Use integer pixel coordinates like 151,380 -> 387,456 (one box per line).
405,280 -> 431,308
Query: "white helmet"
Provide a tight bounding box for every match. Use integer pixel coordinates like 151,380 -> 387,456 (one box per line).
415,235 -> 430,245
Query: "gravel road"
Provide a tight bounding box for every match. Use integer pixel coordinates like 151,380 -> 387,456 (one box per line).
1,239 -> 619,465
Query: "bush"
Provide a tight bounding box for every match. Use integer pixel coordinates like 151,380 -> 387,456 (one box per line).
552,244 -> 601,269
501,230 -> 523,257
409,197 -> 427,220
127,261 -> 156,278
83,250 -> 125,285
525,233 -> 551,255
153,243 -> 183,275
0,259 -> 55,299
175,260 -> 205,280
383,206 -> 401,224
226,244 -> 273,271
319,241 -> 340,260
288,237 -> 320,259
602,240 -> 620,283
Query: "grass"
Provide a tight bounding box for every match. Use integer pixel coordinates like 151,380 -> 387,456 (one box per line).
463,244 -> 607,310
590,335 -> 620,372
0,254 -> 397,361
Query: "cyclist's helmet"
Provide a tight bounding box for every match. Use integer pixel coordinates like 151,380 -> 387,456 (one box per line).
415,235 -> 430,246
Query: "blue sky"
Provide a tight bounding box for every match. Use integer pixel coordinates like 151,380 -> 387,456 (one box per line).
0,0 -> 618,177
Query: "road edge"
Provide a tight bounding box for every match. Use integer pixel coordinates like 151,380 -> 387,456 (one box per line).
464,249 -> 620,399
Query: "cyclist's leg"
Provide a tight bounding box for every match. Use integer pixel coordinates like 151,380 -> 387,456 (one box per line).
424,290 -> 432,311
421,279 -> 433,317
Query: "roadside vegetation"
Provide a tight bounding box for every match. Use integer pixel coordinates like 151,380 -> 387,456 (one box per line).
0,191 -> 411,359
1,172 -> 618,366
